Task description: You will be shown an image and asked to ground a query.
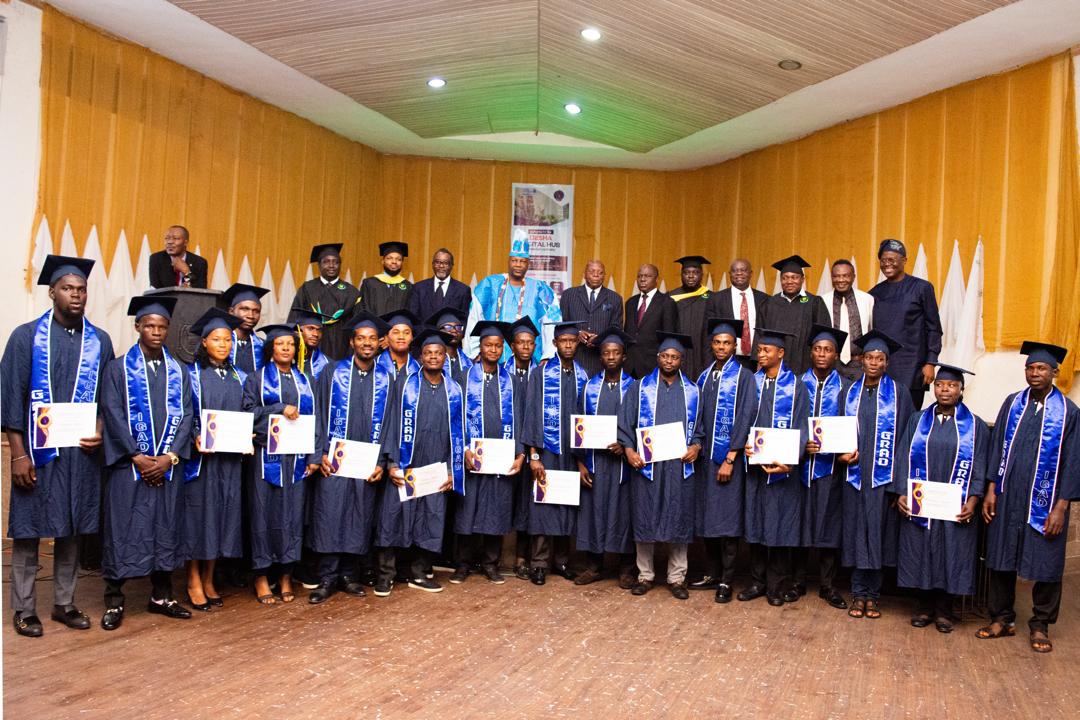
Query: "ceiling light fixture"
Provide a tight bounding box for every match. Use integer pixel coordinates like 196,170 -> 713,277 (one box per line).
580,27 -> 602,42
778,59 -> 802,71
564,103 -> 582,115
427,77 -> 446,89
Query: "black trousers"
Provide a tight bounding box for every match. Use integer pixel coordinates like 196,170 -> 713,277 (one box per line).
530,535 -> 569,569
377,546 -> 433,583
988,570 -> 1062,633
793,547 -> 839,590
515,532 -> 531,563
909,386 -> 926,412
749,544 -> 792,594
318,553 -> 361,584
702,537 -> 740,585
454,534 -> 502,570
915,588 -> 954,619
104,571 -> 174,608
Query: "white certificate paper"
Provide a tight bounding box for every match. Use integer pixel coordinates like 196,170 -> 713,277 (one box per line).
636,422 -> 687,464
267,414 -> 315,455
470,438 -> 516,475
329,438 -> 381,480
808,416 -> 858,454
570,414 -> 618,449
398,462 -> 449,501
748,427 -> 801,465
200,409 -> 254,454
533,469 -> 580,506
908,479 -> 964,522
33,402 -> 97,448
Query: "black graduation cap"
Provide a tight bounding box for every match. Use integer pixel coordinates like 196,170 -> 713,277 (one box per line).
856,329 -> 902,356
427,308 -> 468,329
771,255 -> 811,275
808,323 -> 847,352
222,283 -> 269,308
256,324 -> 298,345
189,307 -> 242,337
656,331 -> 693,354
128,296 -> 177,321
380,309 -> 420,330
470,321 -> 511,341
754,328 -> 790,349
287,308 -> 331,326
935,363 -> 975,384
675,255 -> 711,268
37,255 -> 95,286
546,320 -> 586,338
594,327 -> 633,347
706,317 -> 744,339
378,241 -> 409,258
508,316 -> 540,338
348,311 -> 389,335
413,327 -> 453,349
1020,341 -> 1067,368
309,243 -> 343,263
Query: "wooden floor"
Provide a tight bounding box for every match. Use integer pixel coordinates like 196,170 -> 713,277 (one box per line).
2,546 -> 1078,719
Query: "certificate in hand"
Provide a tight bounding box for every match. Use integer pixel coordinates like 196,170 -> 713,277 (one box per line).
470,438 -> 516,475
748,427 -> 801,465
398,462 -> 449,501
636,422 -> 687,464
533,469 -> 580,506
33,402 -> 97,449
909,479 -> 964,522
808,416 -> 858,454
329,438 -> 380,480
571,414 -> 618,449
200,410 -> 254,454
267,414 -> 315,455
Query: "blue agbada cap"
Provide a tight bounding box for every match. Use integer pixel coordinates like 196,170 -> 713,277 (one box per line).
189,307 -> 242,337
509,229 -> 530,259
878,238 -> 907,257
38,255 -> 95,286
935,363 -> 974,384
657,331 -> 692,355
508,316 -> 539,338
707,317 -> 743,339
222,283 -> 269,308
1021,341 -> 1067,369
857,329 -> 902,357
128,296 -> 176,321
470,321 -> 510,340
809,323 -> 847,352
754,328 -> 789,349
595,327 -> 633,347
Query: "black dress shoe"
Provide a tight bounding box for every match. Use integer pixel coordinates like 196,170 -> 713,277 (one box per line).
101,607 -> 124,631
794,582 -> 807,597
669,583 -> 690,600
359,568 -> 378,587
51,605 -> 91,629
147,598 -> 192,619
185,594 -> 213,613
339,577 -> 366,596
715,583 -> 733,604
820,587 -> 848,610
737,584 -> 766,602
689,575 -> 719,590
631,580 -> 653,596
781,589 -> 800,604
13,612 -> 43,637
552,563 -> 577,581
767,593 -> 785,607
910,614 -> 932,628
206,595 -> 224,607
309,581 -> 335,604
530,568 -> 547,586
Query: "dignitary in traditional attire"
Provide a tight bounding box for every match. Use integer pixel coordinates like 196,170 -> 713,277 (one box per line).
307,313 -> 391,604
894,364 -> 988,633
979,342 -> 1080,653
620,332 -> 702,599
428,308 -> 473,383
739,329 -> 810,606
99,296 -> 193,630
359,241 -> 413,317
182,308 -> 248,611
709,258 -> 768,371
671,256 -> 714,380
759,256 -> 830,375
375,329 -> 466,596
243,324 -> 320,605
407,248 -> 472,321
819,260 -> 873,380
522,321 -> 589,585
223,283 -> 269,375
290,243 -> 361,361
573,328 -> 637,588
291,308 -> 330,384
506,317 -> 541,579
450,321 -> 524,585
559,260 -> 624,376
688,319 -> 756,603
377,310 -> 421,382
870,239 -> 942,409
623,264 -> 679,379
3,256 -> 113,637
837,330 -> 914,619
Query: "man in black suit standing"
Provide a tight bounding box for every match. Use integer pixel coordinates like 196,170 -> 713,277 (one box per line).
559,259 -> 623,376
148,225 -> 208,289
708,258 -> 768,371
623,263 -> 677,378
407,248 -> 472,322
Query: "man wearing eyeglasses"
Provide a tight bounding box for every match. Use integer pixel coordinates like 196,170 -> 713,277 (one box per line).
408,248 -> 472,322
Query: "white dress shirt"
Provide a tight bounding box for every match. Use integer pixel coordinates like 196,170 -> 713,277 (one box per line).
729,287 -> 757,356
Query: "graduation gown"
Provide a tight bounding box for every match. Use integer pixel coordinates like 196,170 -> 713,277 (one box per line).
574,377 -> 634,554
800,374 -> 850,549
358,275 -> 412,317
231,335 -> 261,376
509,362 -> 537,533
521,365 -> 580,537
893,407 -> 989,595
672,287 -> 712,380
2,317 -> 114,539
618,374 -> 698,544
290,278 -> 361,361
182,365 -> 245,560
759,293 -> 830,375
100,352 -> 193,579
840,379 -> 914,570
692,362 -> 757,539
985,391 -> 1080,582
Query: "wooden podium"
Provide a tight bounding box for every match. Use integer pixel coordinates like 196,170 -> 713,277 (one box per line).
142,287 -> 224,363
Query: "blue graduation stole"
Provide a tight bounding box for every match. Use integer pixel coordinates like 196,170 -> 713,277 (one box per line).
230,331 -> 263,371
541,360 -> 589,455
398,370 -> 466,494
637,368 -> 699,480
464,363 -> 514,444
581,370 -> 634,477
753,364 -> 796,484
123,345 -> 184,482
444,352 -> 474,378
844,374 -> 898,490
185,362 -> 247,482
259,364 -> 314,487
377,350 -> 420,380
328,358 -> 390,450
696,357 -> 743,465
909,402 -> 976,528
503,357 -> 537,377
802,368 -> 843,486
28,310 -> 102,468
309,349 -> 329,379
996,387 -> 1067,535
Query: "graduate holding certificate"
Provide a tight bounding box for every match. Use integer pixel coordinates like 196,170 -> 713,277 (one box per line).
505,317 -> 541,580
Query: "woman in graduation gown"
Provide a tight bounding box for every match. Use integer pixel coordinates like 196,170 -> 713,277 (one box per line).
182,309 -> 249,611
893,364 -> 988,633
242,324 -> 321,605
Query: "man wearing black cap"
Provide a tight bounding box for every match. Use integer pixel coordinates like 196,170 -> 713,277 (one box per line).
869,239 -> 942,409
559,260 -> 624,376
505,317 -> 541,578
359,241 -> 413,317
149,225 -> 208,289
98,296 -> 194,630
623,264 -> 678,379
671,256 -> 713,380
290,243 -> 361,361
408,248 -> 471,321
3,256 -> 115,637
759,255 -> 830,375
377,310 -> 421,382
290,308 -> 330,384
222,283 -> 270,375
979,342 -> 1080,653
428,308 -> 473,384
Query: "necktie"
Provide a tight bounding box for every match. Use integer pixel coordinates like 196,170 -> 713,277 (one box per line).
589,288 -> 597,307
739,291 -> 751,354
437,280 -> 445,298
637,293 -> 648,325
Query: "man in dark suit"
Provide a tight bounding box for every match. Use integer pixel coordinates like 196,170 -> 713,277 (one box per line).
623,263 -> 678,378
559,259 -> 623,376
708,257 -> 768,371
148,225 -> 208,289
407,248 -> 471,322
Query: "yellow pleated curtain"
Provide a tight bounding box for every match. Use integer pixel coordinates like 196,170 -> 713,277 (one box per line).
35,8 -> 1080,382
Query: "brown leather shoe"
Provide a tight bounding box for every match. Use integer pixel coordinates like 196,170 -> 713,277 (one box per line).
573,568 -> 601,586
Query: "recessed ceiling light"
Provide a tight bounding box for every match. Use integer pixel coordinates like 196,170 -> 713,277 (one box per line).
564,103 -> 582,115
778,59 -> 802,71
580,27 -> 602,42
427,77 -> 446,89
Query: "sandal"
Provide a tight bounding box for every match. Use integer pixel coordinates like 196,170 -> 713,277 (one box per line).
848,598 -> 866,619
934,617 -> 954,634
279,590 -> 295,603
975,622 -> 1016,639
864,600 -> 881,619
256,593 -> 276,605
1030,630 -> 1053,653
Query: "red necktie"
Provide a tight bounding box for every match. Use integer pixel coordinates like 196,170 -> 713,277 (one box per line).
637,293 -> 648,325
739,291 -> 751,354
